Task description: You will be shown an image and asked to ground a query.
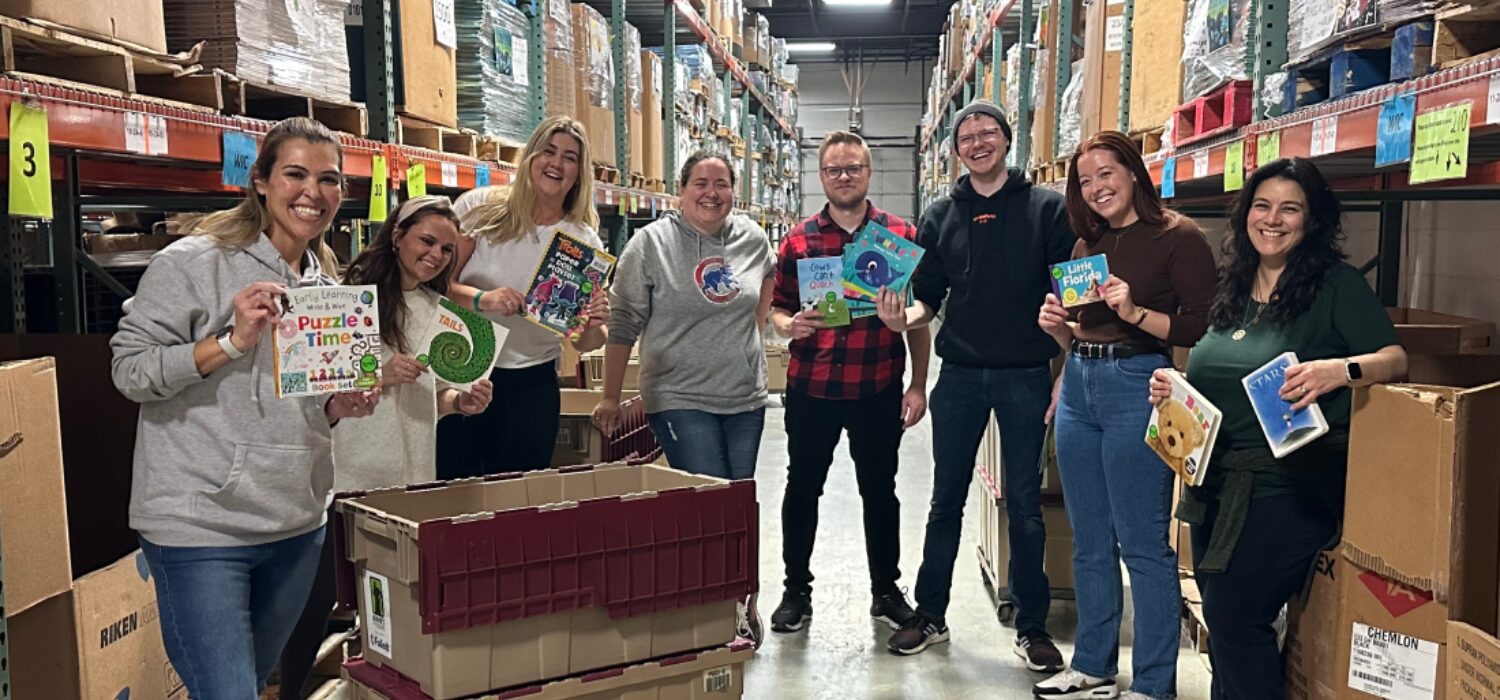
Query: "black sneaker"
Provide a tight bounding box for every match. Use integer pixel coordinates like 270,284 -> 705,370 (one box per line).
770,591 -> 812,634
887,614 -> 950,655
1015,632 -> 1066,672
870,589 -> 918,630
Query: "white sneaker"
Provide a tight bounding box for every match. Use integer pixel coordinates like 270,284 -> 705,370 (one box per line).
1033,668 -> 1120,699
1118,693 -> 1157,700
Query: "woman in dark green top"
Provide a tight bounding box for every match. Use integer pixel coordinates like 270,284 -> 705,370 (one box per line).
1148,158 -> 1406,699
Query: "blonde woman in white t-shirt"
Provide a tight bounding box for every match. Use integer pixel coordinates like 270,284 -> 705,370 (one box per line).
443,115 -> 611,476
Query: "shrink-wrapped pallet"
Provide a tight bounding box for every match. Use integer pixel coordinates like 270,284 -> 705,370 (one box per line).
456,0 -> 530,142
165,0 -> 350,100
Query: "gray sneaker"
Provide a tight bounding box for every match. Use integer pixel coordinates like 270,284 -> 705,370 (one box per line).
1033,668 -> 1119,699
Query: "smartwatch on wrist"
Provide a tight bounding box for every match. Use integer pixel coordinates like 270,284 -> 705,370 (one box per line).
216,325 -> 246,360
1344,359 -> 1364,384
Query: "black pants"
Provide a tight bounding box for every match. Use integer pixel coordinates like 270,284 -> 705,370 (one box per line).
781,384 -> 905,596
277,521 -> 338,700
1191,490 -> 1337,700
437,362 -> 561,478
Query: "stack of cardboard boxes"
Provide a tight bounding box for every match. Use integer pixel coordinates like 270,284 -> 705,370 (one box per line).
972,414 -> 1075,605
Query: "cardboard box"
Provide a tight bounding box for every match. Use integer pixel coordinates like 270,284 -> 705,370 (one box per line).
0,357 -> 73,616
0,0 -> 166,52
976,467 -> 1074,592
1448,621 -> 1500,700
554,388 -> 647,467
1287,550 -> 1342,700
339,464 -> 751,698
1388,308 -> 1495,355
1345,359 -> 1500,633
343,643 -> 751,699
10,551 -> 186,699
579,353 -> 641,391
1080,0 -> 1127,136
571,3 -> 615,167
765,343 -> 789,393
640,49 -> 665,182
1126,0 -> 1186,133
1338,556 -> 1447,699
394,0 -> 458,127
980,415 -> 1064,498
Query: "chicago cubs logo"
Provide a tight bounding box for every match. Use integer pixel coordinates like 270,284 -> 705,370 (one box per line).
695,256 -> 741,304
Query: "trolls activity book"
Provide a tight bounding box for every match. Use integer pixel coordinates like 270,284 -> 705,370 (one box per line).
1144,369 -> 1223,486
272,285 -> 383,398
797,256 -> 851,327
842,221 -> 925,302
1242,352 -> 1330,458
1050,254 -> 1109,307
522,229 -> 617,338
416,296 -> 510,391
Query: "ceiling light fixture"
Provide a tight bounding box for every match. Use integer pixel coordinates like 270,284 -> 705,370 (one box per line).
824,0 -> 892,6
785,41 -> 837,52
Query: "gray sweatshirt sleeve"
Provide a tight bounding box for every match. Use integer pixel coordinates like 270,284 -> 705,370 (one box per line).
110,252 -> 214,403
607,231 -> 654,348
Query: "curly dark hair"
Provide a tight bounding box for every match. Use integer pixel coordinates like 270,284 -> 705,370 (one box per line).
1207,158 -> 1347,331
344,198 -> 461,353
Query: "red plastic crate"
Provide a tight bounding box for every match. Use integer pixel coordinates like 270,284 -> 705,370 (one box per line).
605,396 -> 659,463
1173,80 -> 1253,148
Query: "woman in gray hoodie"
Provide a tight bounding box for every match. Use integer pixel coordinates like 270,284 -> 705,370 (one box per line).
110,117 -> 381,699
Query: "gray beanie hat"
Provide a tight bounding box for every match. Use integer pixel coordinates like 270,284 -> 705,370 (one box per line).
952,100 -> 1013,152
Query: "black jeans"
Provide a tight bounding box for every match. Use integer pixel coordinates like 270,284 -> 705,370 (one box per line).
276,521 -> 338,700
1191,490 -> 1338,700
437,362 -> 561,478
781,384 -> 905,597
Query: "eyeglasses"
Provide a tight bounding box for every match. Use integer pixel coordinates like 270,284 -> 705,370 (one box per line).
957,127 -> 1005,150
821,164 -> 868,179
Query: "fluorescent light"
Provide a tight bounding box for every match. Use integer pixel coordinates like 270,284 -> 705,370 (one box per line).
785,42 -> 836,52
825,0 -> 891,5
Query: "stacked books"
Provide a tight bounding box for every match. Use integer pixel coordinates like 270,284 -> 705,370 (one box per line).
796,221 -> 925,327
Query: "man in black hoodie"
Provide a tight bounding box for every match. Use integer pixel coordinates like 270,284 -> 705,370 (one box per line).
878,100 -> 1074,670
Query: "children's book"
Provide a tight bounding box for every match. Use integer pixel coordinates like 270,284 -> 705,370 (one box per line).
416,296 -> 511,391
1241,352 -> 1330,458
797,256 -> 850,327
1144,369 -> 1223,486
842,221 -> 925,302
1050,254 -> 1109,307
522,229 -> 617,338
272,285 -> 382,398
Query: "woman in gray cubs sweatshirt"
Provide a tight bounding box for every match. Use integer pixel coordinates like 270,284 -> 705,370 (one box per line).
110,118 -> 380,699
593,152 -> 775,480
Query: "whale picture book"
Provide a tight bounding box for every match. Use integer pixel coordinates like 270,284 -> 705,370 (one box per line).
416,296 -> 510,391
522,229 -> 616,338
1050,254 -> 1109,307
1144,370 -> 1223,486
1241,352 -> 1330,458
272,285 -> 382,398
797,256 -> 851,327
842,221 -> 925,302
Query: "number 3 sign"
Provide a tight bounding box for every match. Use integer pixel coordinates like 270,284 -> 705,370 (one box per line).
9,101 -> 52,219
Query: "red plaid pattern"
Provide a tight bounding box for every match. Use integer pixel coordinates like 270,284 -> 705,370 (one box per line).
771,203 -> 915,400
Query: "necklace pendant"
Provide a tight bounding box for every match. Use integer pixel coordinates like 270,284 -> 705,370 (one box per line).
1232,329 -> 1247,341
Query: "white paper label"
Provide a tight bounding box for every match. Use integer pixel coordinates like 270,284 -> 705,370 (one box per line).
1487,75 -> 1500,125
124,112 -> 147,154
1301,0 -> 1338,50
433,0 -> 456,49
147,116 -> 169,155
440,162 -> 458,187
549,0 -> 568,25
703,666 -> 734,692
1107,0 -> 1124,5
512,36 -> 530,87
345,0 -> 362,26
364,571 -> 394,658
1347,622 -> 1440,699
1311,116 -> 1339,156
1106,16 -> 1126,52
1193,151 -> 1209,179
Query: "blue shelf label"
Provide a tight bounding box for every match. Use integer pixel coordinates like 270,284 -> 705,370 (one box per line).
476,164 -> 491,188
1162,158 -> 1177,199
1376,92 -> 1417,168
222,132 -> 256,188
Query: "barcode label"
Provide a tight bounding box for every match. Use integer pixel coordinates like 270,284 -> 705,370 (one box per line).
1353,670 -> 1395,688
1347,622 -> 1438,700
703,667 -> 733,692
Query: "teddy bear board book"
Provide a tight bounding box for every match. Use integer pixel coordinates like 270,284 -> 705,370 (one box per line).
1144,369 -> 1222,486
416,296 -> 511,391
1050,254 -> 1109,308
272,285 -> 383,398
1241,352 -> 1329,458
797,256 -> 851,327
522,229 -> 616,338
842,221 -> 925,303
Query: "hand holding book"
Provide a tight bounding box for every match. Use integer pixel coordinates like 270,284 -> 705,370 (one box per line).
1279,358 -> 1349,411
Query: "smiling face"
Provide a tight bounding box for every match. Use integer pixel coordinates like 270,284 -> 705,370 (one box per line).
1076,148 -> 1138,229
819,142 -> 870,210
528,131 -> 583,203
394,214 -> 459,289
955,114 -> 1008,179
253,137 -> 343,247
1246,176 -> 1309,266
680,158 -> 735,233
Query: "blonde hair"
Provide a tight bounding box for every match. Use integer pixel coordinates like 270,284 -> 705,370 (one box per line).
466,116 -> 599,244
818,130 -> 872,166
187,117 -> 344,274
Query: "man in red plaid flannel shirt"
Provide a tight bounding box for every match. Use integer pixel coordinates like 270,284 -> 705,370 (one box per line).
764,130 -> 930,636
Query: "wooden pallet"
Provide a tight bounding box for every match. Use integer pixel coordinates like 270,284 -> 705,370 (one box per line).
1032,157 -> 1072,185
645,178 -> 667,193
396,116 -> 478,157
628,172 -> 646,190
594,162 -> 621,184
1174,80 -> 1253,148
1129,127 -> 1166,157
1281,20 -> 1434,113
1435,2 -> 1500,69
0,15 -> 221,111
477,135 -> 526,166
221,72 -> 368,137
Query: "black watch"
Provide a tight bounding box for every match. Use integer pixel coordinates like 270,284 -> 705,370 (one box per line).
1344,360 -> 1363,383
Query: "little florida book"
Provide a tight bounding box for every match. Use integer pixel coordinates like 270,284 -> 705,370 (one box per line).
842,221 -> 925,302
1242,352 -> 1330,458
797,256 -> 851,327
415,296 -> 511,391
1144,369 -> 1223,486
1050,253 -> 1109,307
522,229 -> 617,338
273,285 -> 382,398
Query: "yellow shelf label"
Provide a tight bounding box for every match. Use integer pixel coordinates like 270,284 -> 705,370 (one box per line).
1410,103 -> 1472,185
9,101 -> 53,219
1257,131 -> 1281,166
369,155 -> 389,222
407,162 -> 427,198
1224,141 -> 1245,192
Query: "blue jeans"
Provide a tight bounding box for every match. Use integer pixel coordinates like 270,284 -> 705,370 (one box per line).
139,527 -> 326,700
915,363 -> 1052,633
648,407 -> 766,479
1055,352 -> 1179,698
